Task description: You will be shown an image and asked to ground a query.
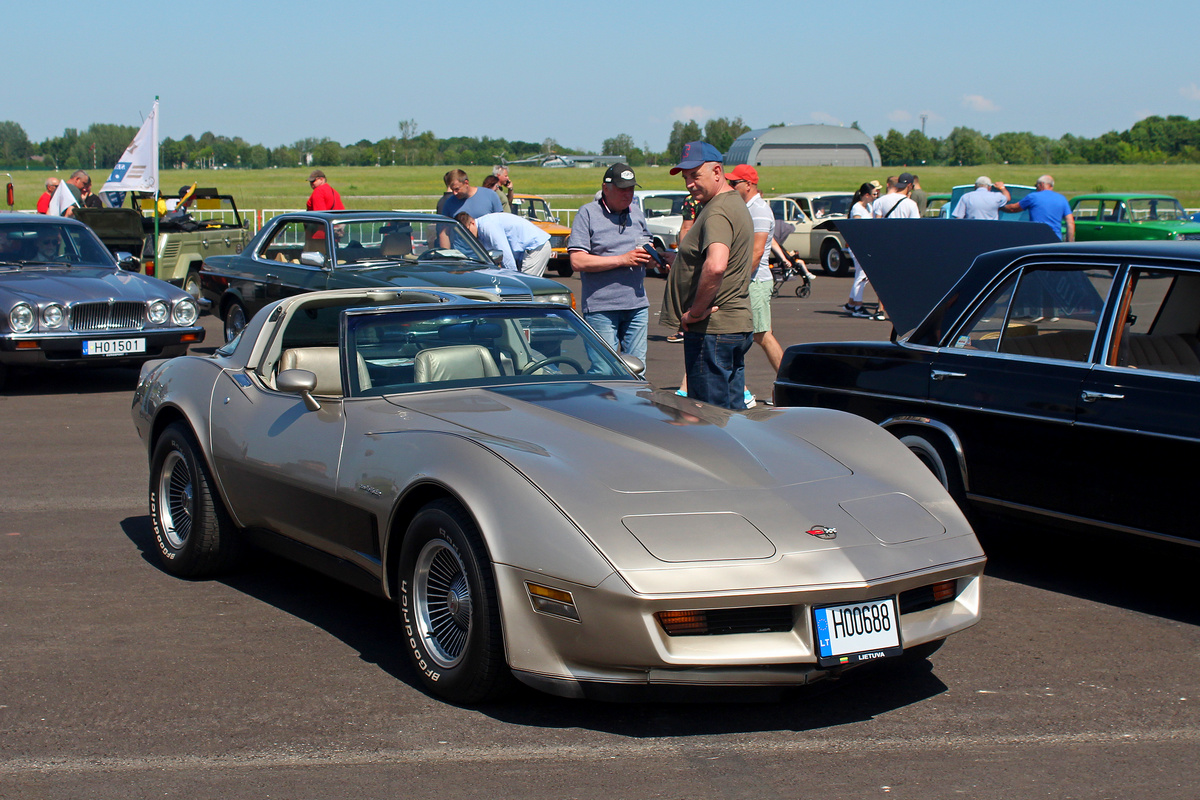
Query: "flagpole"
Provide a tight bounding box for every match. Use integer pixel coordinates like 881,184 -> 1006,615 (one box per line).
153,96 -> 160,277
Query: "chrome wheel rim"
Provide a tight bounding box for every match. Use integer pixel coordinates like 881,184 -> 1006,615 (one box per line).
157,451 -> 194,550
414,539 -> 472,668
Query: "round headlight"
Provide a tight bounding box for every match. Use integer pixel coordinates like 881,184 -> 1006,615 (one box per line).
172,298 -> 199,327
42,304 -> 65,328
147,300 -> 169,324
10,303 -> 35,333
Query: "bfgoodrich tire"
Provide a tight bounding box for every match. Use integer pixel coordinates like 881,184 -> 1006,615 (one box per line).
398,499 -> 511,704
149,423 -> 240,578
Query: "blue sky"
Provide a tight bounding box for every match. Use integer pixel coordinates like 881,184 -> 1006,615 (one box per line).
7,0 -> 1199,152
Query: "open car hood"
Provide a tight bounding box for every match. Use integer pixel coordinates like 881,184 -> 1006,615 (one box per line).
835,219 -> 1058,334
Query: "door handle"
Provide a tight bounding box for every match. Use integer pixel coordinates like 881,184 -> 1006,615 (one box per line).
1081,390 -> 1124,403
931,369 -> 967,381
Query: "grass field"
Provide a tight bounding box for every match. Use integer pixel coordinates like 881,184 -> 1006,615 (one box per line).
7,163 -> 1200,215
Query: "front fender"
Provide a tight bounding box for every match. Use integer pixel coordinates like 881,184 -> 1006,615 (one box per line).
340,430 -> 618,598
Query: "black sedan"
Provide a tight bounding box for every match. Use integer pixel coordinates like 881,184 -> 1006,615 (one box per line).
0,213 -> 203,390
200,211 -> 574,341
774,220 -> 1200,548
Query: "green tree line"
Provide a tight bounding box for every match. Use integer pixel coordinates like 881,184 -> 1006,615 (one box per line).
875,115 -> 1200,167
5,115 -> 1200,171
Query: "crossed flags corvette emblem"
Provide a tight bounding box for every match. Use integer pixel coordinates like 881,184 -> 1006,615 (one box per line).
806,525 -> 837,539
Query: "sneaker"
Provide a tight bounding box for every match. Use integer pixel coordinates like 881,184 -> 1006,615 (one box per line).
675,388 -> 687,397
744,389 -> 756,408
851,307 -> 871,318
842,303 -> 857,313
872,311 -> 888,321
666,332 -> 685,343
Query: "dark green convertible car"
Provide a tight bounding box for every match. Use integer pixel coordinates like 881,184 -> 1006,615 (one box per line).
1070,193 -> 1200,243
200,211 -> 574,342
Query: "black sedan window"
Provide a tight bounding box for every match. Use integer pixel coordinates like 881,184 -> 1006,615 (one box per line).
952,267 -> 1114,364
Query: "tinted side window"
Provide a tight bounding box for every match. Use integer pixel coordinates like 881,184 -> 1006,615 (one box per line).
953,267 -> 1113,364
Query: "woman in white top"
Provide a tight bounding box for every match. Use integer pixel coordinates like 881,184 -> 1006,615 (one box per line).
843,182 -> 884,320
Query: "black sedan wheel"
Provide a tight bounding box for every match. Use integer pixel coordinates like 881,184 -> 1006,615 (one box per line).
398,499 -> 509,704
223,300 -> 247,343
149,423 -> 239,577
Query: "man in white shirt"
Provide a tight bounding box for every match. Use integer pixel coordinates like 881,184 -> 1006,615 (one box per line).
952,176 -> 1011,220
872,172 -> 921,219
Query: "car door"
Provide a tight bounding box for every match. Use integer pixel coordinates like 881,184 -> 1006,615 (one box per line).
254,217 -> 334,305
926,263 -> 1116,518
206,365 -> 372,559
1072,265 -> 1200,543
1071,198 -> 1106,241
768,198 -> 813,257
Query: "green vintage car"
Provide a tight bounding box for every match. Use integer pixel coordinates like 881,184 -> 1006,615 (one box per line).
1069,193 -> 1200,242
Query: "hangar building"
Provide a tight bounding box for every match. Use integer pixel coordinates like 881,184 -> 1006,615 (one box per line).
725,125 -> 881,168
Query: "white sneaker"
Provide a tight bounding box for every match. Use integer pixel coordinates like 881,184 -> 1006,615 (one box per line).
744,389 -> 756,409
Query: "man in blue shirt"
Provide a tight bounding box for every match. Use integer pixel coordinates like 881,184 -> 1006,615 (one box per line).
457,211 -> 551,276
1005,174 -> 1075,241
441,169 -> 503,220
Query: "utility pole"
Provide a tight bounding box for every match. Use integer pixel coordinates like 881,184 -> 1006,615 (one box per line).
920,114 -> 928,136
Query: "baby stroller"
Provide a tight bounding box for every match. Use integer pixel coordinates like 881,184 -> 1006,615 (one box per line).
770,255 -> 811,298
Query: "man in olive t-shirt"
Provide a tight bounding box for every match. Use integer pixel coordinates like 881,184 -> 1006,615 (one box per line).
660,141 -> 755,410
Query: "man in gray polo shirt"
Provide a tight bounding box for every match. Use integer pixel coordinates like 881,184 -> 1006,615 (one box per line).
567,163 -> 654,362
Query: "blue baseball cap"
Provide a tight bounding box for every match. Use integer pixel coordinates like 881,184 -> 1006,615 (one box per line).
670,141 -> 724,175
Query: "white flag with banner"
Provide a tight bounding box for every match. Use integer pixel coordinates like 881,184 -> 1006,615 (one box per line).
99,100 -> 159,197
46,178 -> 78,216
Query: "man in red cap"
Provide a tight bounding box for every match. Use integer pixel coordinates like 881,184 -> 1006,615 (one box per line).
726,164 -> 784,378
660,142 -> 755,410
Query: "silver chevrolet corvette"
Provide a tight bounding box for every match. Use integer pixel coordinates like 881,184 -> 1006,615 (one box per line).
131,287 -> 985,703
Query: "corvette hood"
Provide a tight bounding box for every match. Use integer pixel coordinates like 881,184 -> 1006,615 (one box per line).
390,384 -> 978,590
392,382 -> 851,494
0,267 -> 165,305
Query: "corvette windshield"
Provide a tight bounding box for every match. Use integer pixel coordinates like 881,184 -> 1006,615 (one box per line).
331,216 -> 491,267
344,305 -> 636,396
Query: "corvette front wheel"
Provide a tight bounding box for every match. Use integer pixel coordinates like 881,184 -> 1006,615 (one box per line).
398,500 -> 510,704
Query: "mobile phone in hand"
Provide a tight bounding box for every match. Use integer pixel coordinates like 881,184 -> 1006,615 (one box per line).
641,243 -> 667,266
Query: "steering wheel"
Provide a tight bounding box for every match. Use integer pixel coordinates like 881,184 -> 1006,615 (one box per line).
519,355 -> 585,375
417,248 -> 466,261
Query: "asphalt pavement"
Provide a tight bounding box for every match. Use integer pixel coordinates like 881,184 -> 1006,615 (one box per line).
2,272 -> 1199,799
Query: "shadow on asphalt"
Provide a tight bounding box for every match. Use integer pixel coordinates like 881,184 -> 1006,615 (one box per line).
121,509 -> 1198,732
977,520 -> 1200,627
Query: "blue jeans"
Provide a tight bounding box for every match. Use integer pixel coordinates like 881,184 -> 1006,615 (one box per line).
683,331 -> 753,409
584,307 -> 648,362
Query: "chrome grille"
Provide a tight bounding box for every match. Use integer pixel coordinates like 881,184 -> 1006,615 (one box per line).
500,292 -> 534,302
1180,233 -> 1200,241
550,235 -> 567,248
69,301 -> 146,332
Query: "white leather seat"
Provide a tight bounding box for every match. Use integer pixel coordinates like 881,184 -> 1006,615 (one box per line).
413,345 -> 500,383
278,347 -> 372,395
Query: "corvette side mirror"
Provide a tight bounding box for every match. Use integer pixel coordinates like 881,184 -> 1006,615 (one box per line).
277,368 -> 321,411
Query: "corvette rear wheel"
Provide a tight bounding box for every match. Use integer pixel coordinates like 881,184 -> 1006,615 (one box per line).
398,500 -> 510,704
149,422 -> 239,577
